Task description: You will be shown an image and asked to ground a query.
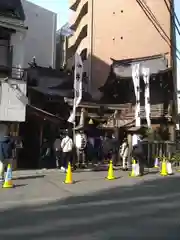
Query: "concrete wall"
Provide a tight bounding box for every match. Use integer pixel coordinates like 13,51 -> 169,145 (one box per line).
0,39 -> 8,67
91,0 -> 171,91
11,31 -> 25,69
22,0 -> 57,68
68,0 -> 172,97
0,17 -> 26,70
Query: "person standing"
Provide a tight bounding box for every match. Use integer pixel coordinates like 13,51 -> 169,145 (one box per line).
60,132 -> 73,172
53,136 -> 62,168
75,129 -> 87,168
0,133 -> 15,182
120,137 -> 129,171
39,138 -> 51,169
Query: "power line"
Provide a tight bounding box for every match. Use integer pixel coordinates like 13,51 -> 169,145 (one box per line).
139,0 -> 180,58
136,0 -> 180,60
136,0 -> 170,44
167,0 -> 180,30
139,0 -> 173,45
163,0 -> 180,37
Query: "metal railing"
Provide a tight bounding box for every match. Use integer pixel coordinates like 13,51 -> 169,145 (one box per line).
0,44 -> 26,81
141,141 -> 176,167
11,66 -> 25,80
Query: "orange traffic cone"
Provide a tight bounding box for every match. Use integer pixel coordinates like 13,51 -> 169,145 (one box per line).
106,160 -> 116,180
3,164 -> 14,188
64,162 -> 74,184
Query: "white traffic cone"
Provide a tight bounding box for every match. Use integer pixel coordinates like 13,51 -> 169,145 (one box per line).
154,157 -> 159,168
136,162 -> 140,176
167,161 -> 173,175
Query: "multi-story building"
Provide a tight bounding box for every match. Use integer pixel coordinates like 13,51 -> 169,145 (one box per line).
67,0 -> 175,98
0,0 -> 57,124
21,0 -> 57,68
56,28 -> 67,70
0,0 -> 27,123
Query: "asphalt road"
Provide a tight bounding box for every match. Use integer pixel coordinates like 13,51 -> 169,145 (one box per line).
0,169 -> 180,240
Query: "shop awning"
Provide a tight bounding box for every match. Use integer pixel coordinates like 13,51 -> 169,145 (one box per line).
27,105 -> 66,124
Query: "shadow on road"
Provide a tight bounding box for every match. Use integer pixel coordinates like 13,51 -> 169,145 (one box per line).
13,175 -> 45,181
0,176 -> 180,239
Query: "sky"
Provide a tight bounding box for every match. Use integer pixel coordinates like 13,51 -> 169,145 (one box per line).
28,0 -> 69,30
175,0 -> 180,52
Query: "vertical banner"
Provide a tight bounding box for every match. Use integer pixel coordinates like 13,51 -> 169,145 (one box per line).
132,63 -> 141,127
142,67 -> 151,128
68,53 -> 83,123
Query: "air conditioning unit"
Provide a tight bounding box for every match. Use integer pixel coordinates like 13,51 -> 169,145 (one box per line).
0,79 -> 27,122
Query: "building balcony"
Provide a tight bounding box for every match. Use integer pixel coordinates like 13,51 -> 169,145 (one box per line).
70,1 -> 88,31
0,44 -> 13,76
0,44 -> 26,80
69,0 -> 81,11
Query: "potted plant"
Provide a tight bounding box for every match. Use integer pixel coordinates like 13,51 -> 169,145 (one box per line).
171,152 -> 180,171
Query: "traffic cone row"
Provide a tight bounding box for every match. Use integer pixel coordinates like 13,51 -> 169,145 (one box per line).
2,158 -> 175,190
63,158 -> 174,184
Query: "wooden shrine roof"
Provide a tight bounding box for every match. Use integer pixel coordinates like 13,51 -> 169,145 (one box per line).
65,98 -> 173,124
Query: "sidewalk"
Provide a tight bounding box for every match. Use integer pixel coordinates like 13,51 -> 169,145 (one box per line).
0,168 -> 176,206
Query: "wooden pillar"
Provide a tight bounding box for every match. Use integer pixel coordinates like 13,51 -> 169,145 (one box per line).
169,123 -> 175,141
127,133 -> 132,165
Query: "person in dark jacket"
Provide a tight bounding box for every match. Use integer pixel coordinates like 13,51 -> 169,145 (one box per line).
132,133 -> 144,176
53,137 -> 62,168
0,135 -> 15,181
102,133 -> 116,162
39,138 -> 52,169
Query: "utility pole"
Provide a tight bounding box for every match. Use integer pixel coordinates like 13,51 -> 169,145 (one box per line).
173,0 -> 180,129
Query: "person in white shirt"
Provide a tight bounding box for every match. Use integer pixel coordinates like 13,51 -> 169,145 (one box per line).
60,132 -> 73,172
120,137 -> 129,171
75,130 -> 87,167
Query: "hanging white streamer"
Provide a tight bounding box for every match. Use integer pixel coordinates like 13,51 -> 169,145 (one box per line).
132,63 -> 141,127
142,67 -> 151,127
68,53 -> 83,123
